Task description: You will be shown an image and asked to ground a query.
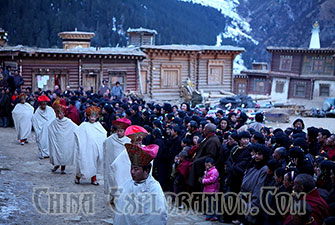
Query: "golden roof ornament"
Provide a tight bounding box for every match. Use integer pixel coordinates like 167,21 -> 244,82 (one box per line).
313,21 -> 319,28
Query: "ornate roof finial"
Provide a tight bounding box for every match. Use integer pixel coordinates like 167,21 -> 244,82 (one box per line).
309,21 -> 320,49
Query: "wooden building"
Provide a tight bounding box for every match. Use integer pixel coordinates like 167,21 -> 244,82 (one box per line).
237,48 -> 335,103
124,28 -> 245,101
139,45 -> 244,101
0,31 -> 145,92
1,28 -> 245,102
267,46 -> 335,102
239,62 -> 270,95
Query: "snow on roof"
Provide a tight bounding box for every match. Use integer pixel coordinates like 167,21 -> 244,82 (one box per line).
0,45 -> 146,57
127,27 -> 158,35
267,46 -> 335,53
252,62 -> 268,65
241,69 -> 269,74
141,44 -> 245,52
58,31 -> 95,35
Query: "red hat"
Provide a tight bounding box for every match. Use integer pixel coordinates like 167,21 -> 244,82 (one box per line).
125,143 -> 159,166
125,125 -> 148,141
37,95 -> 50,102
112,117 -> 131,130
85,106 -> 101,117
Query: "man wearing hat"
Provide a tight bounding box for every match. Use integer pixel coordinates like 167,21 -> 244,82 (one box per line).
12,93 -> 34,145
103,117 -> 131,202
113,141 -> 168,225
32,95 -> 56,158
74,106 -> 107,185
48,100 -> 78,174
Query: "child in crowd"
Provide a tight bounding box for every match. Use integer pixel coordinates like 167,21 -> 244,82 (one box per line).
201,157 -> 220,221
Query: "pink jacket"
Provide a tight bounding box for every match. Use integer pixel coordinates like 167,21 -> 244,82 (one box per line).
202,166 -> 220,193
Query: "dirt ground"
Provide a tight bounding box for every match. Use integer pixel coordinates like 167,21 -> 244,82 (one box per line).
0,127 -> 229,225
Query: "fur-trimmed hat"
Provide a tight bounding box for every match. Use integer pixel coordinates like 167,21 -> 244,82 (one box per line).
85,106 -> 101,117
125,143 -> 158,166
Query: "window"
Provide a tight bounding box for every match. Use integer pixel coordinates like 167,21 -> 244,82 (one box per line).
161,69 -> 179,88
254,78 -> 265,92
161,65 -> 181,88
319,84 -> 330,97
275,81 -> 285,93
279,55 -> 293,71
36,74 -> 53,90
208,65 -> 223,84
33,69 -> 68,91
109,71 -> 126,91
237,82 -> 246,94
294,82 -> 306,97
312,59 -> 324,72
208,60 -> 224,85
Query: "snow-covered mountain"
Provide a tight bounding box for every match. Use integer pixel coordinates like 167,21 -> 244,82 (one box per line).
180,0 -> 259,73
180,0 -> 258,45
180,0 -> 335,73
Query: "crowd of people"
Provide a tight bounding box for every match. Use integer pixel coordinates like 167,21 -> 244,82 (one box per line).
1,68 -> 335,225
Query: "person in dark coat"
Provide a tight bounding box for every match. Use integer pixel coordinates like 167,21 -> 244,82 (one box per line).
13,71 -> 24,92
129,104 -> 143,126
187,123 -> 222,192
308,127 -> 321,156
264,167 -> 289,225
0,88 -> 11,127
152,128 -> 169,191
240,143 -> 271,225
272,146 -> 288,168
288,147 -> 314,176
101,104 -> 116,136
225,131 -> 252,193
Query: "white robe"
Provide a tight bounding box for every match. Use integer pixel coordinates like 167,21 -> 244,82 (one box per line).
32,106 -> 56,158
74,121 -> 107,179
48,117 -> 78,166
114,175 -> 168,225
103,133 -> 131,195
12,102 -> 34,140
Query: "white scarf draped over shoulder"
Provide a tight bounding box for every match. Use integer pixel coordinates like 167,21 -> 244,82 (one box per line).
114,175 -> 168,225
103,133 -> 131,195
74,121 -> 107,179
32,106 -> 56,157
12,103 -> 34,140
48,117 -> 78,166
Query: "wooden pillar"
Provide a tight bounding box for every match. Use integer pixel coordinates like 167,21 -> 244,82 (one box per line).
78,58 -> 82,88
137,59 -> 142,94
148,54 -> 153,98
100,58 -> 104,85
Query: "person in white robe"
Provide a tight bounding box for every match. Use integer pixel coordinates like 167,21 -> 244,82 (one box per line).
48,102 -> 78,174
74,106 -> 107,185
113,139 -> 168,225
103,118 -> 131,202
12,93 -> 34,145
31,95 -> 56,158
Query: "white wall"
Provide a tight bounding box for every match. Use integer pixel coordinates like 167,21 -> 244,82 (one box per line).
313,80 -> 335,101
271,77 -> 289,101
